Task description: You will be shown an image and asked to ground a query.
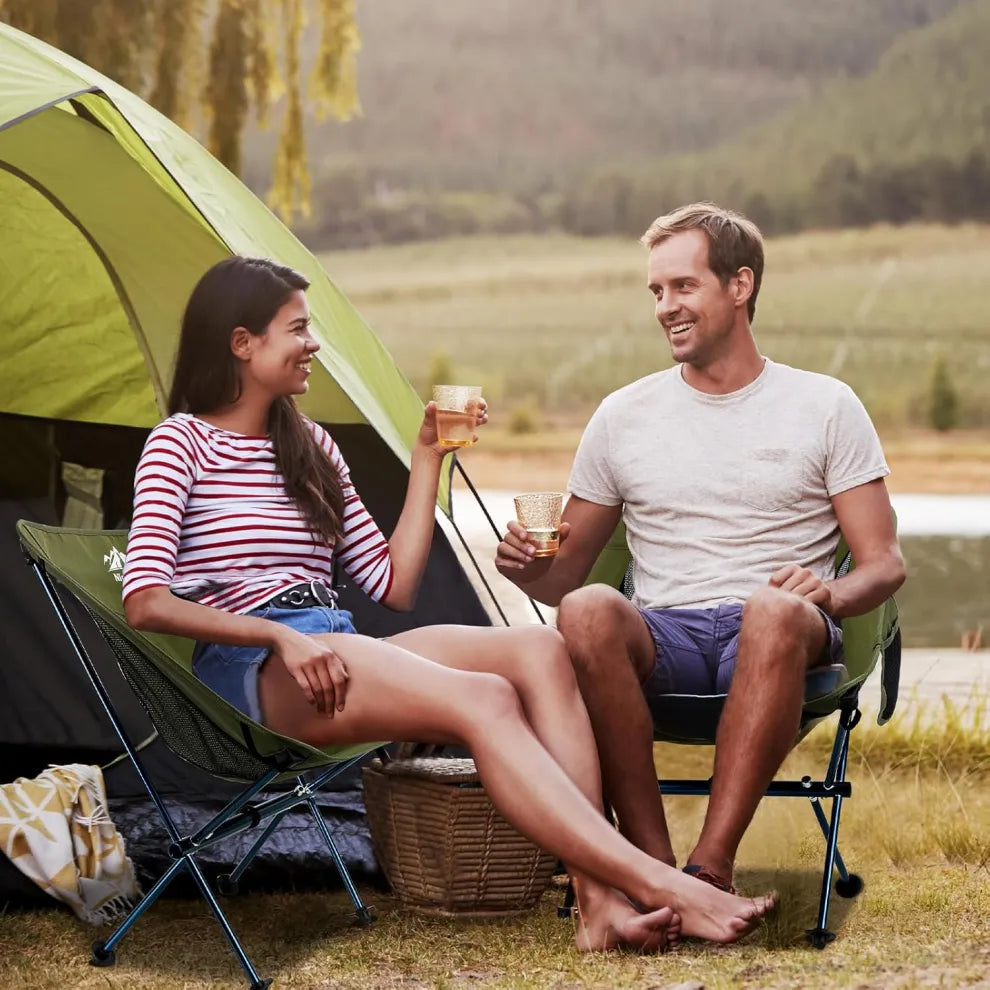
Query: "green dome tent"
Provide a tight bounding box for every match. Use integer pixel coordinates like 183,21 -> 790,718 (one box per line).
0,22 -> 489,902
0,20 -> 436,490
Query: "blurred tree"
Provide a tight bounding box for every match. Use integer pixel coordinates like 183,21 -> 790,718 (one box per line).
425,352 -> 455,401
0,0 -> 360,220
928,352 -> 959,432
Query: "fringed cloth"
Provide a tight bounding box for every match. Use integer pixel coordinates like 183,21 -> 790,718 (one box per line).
0,763 -> 141,924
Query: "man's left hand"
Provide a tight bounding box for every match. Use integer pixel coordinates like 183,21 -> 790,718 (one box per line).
768,564 -> 834,614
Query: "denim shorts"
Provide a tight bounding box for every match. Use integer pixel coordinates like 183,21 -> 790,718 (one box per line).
638,601 -> 843,701
191,604 -> 357,722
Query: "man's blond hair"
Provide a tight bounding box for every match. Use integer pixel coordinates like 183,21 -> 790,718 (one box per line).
641,203 -> 764,322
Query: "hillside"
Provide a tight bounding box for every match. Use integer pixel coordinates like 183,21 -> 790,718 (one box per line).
246,0 -> 960,192
614,0 -> 990,233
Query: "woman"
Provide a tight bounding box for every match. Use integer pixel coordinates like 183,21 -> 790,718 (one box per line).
122,257 -> 773,953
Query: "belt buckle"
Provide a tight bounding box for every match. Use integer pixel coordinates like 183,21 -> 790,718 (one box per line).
284,587 -> 308,607
309,579 -> 335,608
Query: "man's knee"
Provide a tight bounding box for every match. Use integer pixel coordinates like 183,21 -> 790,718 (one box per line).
742,588 -> 821,657
557,584 -> 628,646
557,584 -> 648,676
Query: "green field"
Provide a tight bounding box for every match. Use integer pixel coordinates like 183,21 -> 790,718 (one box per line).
319,223 -> 990,430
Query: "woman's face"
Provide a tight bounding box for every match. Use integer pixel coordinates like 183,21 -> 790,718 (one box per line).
238,290 -> 319,398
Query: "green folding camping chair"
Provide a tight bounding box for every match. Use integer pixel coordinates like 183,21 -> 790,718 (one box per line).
559,522 -> 901,948
17,520 -> 388,989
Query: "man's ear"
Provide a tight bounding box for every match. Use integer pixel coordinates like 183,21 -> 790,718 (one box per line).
230,326 -> 253,360
733,267 -> 754,309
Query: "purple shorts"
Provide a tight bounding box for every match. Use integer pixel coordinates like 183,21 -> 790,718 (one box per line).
638,601 -> 844,700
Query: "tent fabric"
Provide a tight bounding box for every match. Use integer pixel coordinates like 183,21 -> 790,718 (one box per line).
0,24 -> 494,902
0,21 -> 450,509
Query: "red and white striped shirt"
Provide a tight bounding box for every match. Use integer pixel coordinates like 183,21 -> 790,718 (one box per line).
121,413 -> 393,614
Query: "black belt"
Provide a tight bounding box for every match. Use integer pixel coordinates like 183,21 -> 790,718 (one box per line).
268,580 -> 338,610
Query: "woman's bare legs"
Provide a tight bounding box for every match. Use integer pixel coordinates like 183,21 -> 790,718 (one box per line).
387,623 -> 675,951
258,632 -> 773,945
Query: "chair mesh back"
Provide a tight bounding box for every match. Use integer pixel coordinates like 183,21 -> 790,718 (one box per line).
86,608 -> 276,781
620,562 -> 635,600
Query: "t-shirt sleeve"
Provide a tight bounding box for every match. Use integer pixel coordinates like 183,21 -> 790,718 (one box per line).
314,424 -> 394,603
823,384 -> 890,497
567,401 -> 622,506
121,419 -> 196,603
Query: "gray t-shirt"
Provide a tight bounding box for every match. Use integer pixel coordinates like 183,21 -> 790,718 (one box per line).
567,359 -> 889,610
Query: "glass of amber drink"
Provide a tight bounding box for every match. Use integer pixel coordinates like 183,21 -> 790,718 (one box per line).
514,491 -> 564,557
433,385 -> 483,449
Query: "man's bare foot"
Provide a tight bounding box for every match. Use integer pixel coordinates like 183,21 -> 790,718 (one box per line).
574,886 -> 679,953
643,867 -> 776,944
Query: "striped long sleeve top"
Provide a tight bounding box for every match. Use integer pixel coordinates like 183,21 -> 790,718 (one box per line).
121,413 -> 393,614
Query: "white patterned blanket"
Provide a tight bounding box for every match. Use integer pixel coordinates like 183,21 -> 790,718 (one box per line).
0,763 -> 141,924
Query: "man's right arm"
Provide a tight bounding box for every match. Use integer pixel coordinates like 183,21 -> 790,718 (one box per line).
495,495 -> 622,607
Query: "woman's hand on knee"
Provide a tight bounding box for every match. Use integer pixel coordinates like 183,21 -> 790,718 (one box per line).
273,628 -> 349,717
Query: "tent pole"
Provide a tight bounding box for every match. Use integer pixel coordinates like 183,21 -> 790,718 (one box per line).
451,457 -> 547,625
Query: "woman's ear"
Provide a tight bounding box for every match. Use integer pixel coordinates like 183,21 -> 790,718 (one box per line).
230,326 -> 253,361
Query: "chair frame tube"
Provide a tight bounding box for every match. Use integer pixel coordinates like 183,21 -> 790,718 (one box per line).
26,556 -> 378,988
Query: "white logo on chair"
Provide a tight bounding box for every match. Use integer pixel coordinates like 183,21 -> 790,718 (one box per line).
103,546 -> 126,582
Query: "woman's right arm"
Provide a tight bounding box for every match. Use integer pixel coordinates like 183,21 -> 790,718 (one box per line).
125,585 -> 285,647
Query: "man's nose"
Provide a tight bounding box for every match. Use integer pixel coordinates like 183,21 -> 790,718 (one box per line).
658,294 -> 679,321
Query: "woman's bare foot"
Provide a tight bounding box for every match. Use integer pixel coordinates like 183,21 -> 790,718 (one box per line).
642,867 -> 776,944
574,886 -> 679,953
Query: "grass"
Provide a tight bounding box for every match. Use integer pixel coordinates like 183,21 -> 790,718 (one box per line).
319,223 -> 990,431
4,704 -> 990,989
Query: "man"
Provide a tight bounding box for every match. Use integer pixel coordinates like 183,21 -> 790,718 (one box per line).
495,202 -> 905,894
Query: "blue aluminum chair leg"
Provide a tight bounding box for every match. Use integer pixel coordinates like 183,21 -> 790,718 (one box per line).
807,789 -> 845,948
807,707 -> 858,948
304,793 -> 373,924
558,878 -> 577,918
186,855 -> 272,989
810,797 -> 850,882
92,856 -> 187,963
219,811 -> 292,895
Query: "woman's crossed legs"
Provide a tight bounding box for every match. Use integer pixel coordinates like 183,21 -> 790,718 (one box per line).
257,624 -> 774,950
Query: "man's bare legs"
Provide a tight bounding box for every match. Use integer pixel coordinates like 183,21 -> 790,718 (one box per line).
555,586 -> 677,863
258,631 -> 774,945
557,584 -> 828,894
686,588 -> 828,887
387,623 -> 675,952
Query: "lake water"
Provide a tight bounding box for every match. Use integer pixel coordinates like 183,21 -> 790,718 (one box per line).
442,490 -> 990,647
449,490 -> 990,543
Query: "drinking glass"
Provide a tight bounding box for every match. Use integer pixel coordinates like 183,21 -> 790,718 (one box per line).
433,385 -> 483,449
514,491 -> 564,557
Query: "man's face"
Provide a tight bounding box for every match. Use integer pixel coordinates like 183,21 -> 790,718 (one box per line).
647,229 -> 740,369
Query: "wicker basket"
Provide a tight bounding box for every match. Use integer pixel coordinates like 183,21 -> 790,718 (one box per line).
362,756 -> 557,917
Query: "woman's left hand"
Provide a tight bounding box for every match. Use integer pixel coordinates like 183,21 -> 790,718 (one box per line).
418,397 -> 488,455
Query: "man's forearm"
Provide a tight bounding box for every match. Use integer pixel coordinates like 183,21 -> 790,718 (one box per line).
826,549 -> 906,619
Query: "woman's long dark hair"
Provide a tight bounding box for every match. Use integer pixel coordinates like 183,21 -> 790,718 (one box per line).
168,256 -> 345,543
